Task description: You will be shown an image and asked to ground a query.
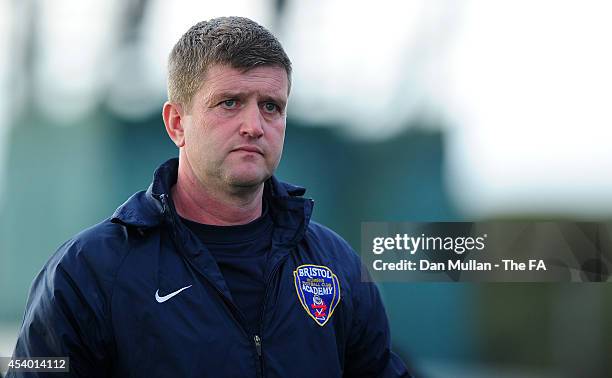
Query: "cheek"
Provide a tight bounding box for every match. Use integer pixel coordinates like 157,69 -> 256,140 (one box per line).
185,115 -> 219,150
267,121 -> 286,147
183,120 -> 217,167
184,126 -> 205,156
267,123 -> 286,168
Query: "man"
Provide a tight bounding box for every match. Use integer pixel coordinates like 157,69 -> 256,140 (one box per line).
10,17 -> 411,377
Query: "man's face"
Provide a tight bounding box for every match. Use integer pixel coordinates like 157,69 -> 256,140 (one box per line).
181,64 -> 289,192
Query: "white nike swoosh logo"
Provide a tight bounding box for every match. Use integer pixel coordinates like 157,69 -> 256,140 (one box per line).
155,285 -> 192,303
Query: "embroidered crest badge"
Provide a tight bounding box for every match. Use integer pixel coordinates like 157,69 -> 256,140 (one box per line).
293,264 -> 341,326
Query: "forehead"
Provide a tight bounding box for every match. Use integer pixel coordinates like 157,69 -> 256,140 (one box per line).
199,64 -> 289,100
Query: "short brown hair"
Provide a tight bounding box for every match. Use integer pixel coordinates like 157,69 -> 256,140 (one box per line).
167,17 -> 292,110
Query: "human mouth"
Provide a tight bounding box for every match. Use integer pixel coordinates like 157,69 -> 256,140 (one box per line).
232,145 -> 264,155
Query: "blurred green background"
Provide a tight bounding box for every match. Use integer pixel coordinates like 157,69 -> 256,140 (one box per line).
1,1 -> 612,377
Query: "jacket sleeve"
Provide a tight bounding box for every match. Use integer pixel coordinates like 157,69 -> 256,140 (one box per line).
344,268 -> 412,378
8,240 -> 113,378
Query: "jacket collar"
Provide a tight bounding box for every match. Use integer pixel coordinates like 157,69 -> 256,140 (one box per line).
111,158 -> 313,244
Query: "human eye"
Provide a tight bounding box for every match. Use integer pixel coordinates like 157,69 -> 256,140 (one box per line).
220,99 -> 239,109
262,102 -> 280,114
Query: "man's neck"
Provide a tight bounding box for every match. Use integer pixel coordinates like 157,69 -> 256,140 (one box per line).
171,164 -> 264,226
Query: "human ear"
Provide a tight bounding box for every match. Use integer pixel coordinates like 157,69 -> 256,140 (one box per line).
162,101 -> 186,147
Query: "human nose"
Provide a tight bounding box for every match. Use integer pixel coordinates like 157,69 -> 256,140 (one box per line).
239,102 -> 264,138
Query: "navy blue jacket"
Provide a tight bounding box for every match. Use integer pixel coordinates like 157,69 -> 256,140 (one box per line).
10,159 -> 410,377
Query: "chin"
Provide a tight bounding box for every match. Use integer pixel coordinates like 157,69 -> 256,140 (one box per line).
226,171 -> 270,188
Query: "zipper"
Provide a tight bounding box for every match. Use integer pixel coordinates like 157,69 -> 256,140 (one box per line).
254,334 -> 262,357
162,194 -> 299,377
162,194 -> 263,376
182,251 -> 264,377
255,251 -> 291,378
